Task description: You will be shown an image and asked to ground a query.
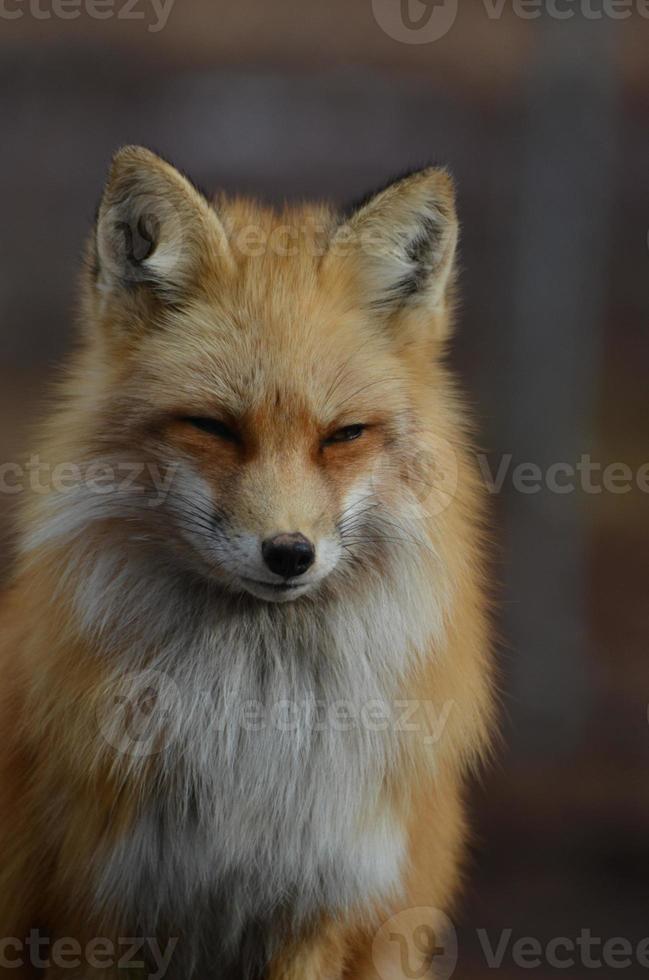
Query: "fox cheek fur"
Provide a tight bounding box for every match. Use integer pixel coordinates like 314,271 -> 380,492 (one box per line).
0,147 -> 495,979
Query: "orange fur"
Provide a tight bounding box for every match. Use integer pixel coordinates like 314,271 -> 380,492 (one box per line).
0,148 -> 495,979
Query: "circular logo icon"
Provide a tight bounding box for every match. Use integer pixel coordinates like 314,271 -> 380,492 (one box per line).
372,906 -> 458,979
399,436 -> 460,519
96,669 -> 182,758
372,0 -> 459,44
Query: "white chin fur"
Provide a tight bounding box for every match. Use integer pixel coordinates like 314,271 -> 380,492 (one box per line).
235,577 -> 317,603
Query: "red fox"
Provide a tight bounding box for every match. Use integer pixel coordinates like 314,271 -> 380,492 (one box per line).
0,147 -> 495,979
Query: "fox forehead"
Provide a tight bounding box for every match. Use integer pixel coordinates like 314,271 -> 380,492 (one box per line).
201,198 -> 343,317
131,288 -> 406,426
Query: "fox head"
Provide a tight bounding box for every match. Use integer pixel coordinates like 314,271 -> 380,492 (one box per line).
26,147 -> 464,608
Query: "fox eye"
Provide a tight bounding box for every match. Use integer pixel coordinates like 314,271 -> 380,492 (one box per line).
182,417 -> 240,444
323,424 -> 367,446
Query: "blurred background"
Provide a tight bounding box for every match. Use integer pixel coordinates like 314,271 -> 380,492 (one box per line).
1,2 -> 647,976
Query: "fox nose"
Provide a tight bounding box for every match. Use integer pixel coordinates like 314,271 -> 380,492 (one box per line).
262,533 -> 316,579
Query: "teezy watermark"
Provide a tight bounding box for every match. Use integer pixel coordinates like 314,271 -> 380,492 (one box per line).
373,0 -> 649,44
0,931 -> 177,978
96,669 -> 457,758
478,928 -> 649,971
0,455 -> 178,506
478,453 -> 649,496
1,451 -> 647,510
0,0 -> 175,32
371,910 -> 649,977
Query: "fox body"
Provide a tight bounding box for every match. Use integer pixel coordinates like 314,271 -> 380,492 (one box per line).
0,149 -> 494,978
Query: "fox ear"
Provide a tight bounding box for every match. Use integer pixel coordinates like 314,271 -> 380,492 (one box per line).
94,146 -> 232,303
330,168 -> 458,325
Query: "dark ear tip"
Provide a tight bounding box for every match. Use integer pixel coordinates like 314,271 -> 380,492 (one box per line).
110,144 -> 160,168
102,146 -> 210,209
342,165 -> 457,222
415,167 -> 457,213
103,146 -> 161,192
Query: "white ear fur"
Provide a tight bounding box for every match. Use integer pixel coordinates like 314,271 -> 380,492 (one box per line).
95,146 -> 232,302
330,168 -> 458,316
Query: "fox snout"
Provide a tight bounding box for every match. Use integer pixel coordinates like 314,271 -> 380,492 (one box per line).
185,485 -> 342,602
229,520 -> 339,602
262,533 -> 316,579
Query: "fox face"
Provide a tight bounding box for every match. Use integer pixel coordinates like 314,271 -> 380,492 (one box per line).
34,148 -> 460,607
148,325 -> 411,603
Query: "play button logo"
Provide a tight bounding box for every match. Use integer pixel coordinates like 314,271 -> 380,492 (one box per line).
372,0 -> 459,43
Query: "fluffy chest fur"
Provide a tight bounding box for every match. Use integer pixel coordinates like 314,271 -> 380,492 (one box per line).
84,552 -> 445,965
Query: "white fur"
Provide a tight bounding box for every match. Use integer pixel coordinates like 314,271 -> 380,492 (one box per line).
24,453 -> 449,970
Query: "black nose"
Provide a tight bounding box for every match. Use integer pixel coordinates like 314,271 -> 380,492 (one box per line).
262,533 -> 316,579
